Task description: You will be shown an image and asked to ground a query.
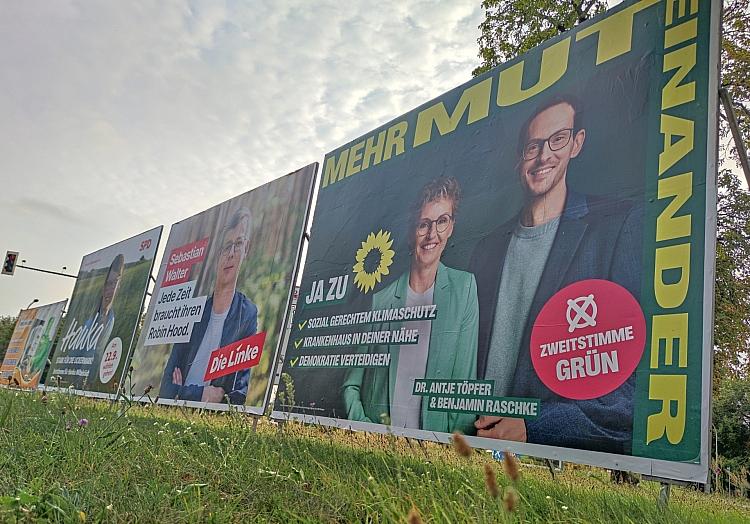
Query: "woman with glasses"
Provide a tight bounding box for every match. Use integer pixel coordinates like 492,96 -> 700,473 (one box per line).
343,176 -> 479,435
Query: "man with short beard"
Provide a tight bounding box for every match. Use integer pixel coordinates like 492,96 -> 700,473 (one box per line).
470,96 -> 642,454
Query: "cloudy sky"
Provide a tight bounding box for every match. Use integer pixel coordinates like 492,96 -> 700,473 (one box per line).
0,0 -> 500,316
11,0 -> 742,321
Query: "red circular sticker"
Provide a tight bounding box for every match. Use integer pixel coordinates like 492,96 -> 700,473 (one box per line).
530,279 -> 646,400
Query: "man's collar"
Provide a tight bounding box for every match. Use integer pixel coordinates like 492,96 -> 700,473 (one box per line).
563,188 -> 588,219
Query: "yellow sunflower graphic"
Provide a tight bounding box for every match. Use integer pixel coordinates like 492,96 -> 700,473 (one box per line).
352,230 -> 395,294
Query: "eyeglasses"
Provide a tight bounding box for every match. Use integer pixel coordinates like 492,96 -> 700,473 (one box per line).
416,214 -> 453,236
522,128 -> 574,160
220,239 -> 246,256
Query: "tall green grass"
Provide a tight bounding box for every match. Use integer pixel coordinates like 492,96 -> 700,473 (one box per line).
0,388 -> 747,523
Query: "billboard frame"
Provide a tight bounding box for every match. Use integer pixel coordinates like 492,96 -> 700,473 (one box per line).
271,0 -> 722,484
248,166 -> 318,417
127,165 -> 318,416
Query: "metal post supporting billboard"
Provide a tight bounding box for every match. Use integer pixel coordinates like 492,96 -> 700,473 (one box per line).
658,483 -> 670,508
719,88 -> 750,187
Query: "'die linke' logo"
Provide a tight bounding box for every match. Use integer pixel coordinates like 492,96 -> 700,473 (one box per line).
204,332 -> 267,381
59,313 -> 105,354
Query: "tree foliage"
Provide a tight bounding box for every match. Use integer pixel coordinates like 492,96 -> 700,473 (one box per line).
473,0 -> 608,77
473,0 -> 750,381
713,376 -> 750,470
715,169 -> 750,380
0,315 -> 18,363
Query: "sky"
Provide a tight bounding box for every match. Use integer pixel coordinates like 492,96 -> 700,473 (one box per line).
0,1 -> 490,316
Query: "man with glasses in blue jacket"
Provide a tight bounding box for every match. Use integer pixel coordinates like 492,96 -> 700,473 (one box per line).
469,96 -> 642,454
160,207 -> 258,405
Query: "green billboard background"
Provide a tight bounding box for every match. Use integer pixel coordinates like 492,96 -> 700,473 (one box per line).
273,0 -> 717,481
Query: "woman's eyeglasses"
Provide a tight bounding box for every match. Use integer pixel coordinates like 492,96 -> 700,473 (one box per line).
416,214 -> 453,236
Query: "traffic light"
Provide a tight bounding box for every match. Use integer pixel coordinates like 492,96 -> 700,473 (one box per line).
2,251 -> 19,276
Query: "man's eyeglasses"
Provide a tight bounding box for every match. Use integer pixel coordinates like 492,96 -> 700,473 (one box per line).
416,214 -> 453,236
220,239 -> 246,256
522,128 -> 574,161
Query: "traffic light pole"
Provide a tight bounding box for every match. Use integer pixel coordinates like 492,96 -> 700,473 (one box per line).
17,264 -> 77,279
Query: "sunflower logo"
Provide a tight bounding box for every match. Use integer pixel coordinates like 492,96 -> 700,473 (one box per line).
352,230 -> 395,294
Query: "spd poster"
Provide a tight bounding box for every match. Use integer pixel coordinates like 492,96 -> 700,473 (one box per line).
46,227 -> 162,396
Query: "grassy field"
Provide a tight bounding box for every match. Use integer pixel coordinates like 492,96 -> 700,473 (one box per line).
0,388 -> 748,523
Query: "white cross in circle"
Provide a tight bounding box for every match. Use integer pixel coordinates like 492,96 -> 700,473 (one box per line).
566,294 -> 597,333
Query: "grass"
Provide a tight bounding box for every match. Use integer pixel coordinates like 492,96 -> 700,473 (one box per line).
0,388 -> 748,523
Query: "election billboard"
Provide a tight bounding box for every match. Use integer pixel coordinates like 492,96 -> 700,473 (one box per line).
272,0 -> 720,483
0,300 -> 67,389
129,165 -> 316,414
46,227 -> 163,396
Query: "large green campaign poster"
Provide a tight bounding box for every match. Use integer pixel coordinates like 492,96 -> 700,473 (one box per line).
46,227 -> 163,396
272,0 -> 720,483
129,165 -> 315,415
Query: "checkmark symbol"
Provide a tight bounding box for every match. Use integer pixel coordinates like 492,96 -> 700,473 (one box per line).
294,339 -> 302,349
290,357 -> 299,367
298,320 -> 308,330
